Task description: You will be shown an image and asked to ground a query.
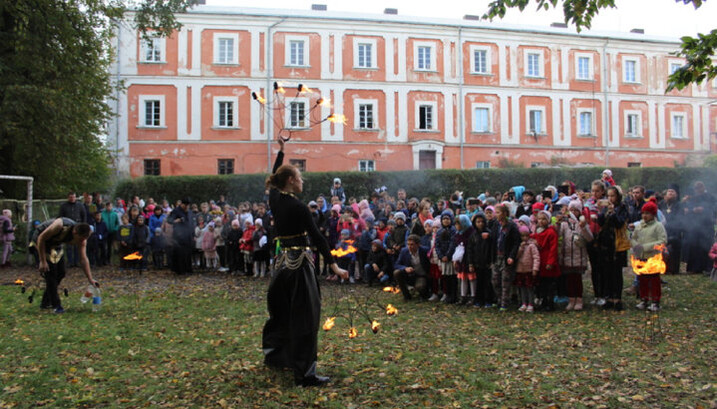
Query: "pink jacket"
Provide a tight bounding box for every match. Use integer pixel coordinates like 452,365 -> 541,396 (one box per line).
558,216 -> 593,269
516,239 -> 540,274
709,243 -> 717,269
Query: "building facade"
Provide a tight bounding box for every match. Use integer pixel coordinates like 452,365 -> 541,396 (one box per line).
109,6 -> 717,177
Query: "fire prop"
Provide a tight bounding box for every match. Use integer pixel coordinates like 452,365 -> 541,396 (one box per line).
14,279 -> 24,285
330,240 -> 358,258
321,284 -> 398,339
630,244 -> 667,275
323,317 -> 336,331
382,286 -> 401,294
386,304 -> 398,315
123,252 -> 143,261
252,81 -> 347,141
371,320 -> 381,334
348,327 -> 358,339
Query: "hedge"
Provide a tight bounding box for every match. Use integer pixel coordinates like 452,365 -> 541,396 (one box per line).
113,167 -> 717,205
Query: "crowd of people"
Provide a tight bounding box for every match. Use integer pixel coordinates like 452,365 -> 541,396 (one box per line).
11,170 -> 717,313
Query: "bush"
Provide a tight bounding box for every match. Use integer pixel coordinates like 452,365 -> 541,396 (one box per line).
114,167 -> 717,204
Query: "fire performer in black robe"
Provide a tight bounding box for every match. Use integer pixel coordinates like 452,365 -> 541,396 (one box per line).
167,198 -> 194,275
262,137 -> 348,387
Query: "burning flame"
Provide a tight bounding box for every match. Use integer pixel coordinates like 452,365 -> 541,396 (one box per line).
630,244 -> 667,275
14,279 -> 24,285
348,327 -> 358,339
317,98 -> 331,107
382,286 -> 401,294
298,83 -> 312,93
386,304 -> 398,315
273,82 -> 286,94
252,92 -> 266,105
323,317 -> 336,331
327,113 -> 347,125
371,320 -> 380,334
123,251 -> 143,261
331,241 -> 358,258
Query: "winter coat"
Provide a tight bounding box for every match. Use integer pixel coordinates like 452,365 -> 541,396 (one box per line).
491,220 -> 521,262
366,247 -> 389,274
709,243 -> 717,269
226,228 -> 242,248
202,229 -> 217,252
434,225 -> 457,261
101,209 -> 120,234
515,239 -> 540,274
240,225 -> 255,252
386,223 -> 408,251
466,227 -> 494,270
131,224 -> 150,250
532,226 -> 561,278
558,216 -> 593,269
149,214 -> 166,238
0,215 -> 15,242
59,201 -> 86,223
630,219 -> 667,259
358,226 -> 378,252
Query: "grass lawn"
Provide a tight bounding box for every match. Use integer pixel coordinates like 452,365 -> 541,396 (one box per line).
1,266 -> 715,408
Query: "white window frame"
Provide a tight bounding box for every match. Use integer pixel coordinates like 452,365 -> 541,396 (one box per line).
575,52 -> 593,81
353,38 -> 378,69
285,35 -> 310,67
624,110 -> 642,138
526,105 -> 546,135
471,103 -> 492,133
286,98 -> 309,129
668,59 -> 683,75
138,95 -> 165,128
577,108 -> 595,137
475,161 -> 491,169
414,41 -> 436,71
524,50 -> 544,78
358,159 -> 375,172
670,112 -> 687,139
213,33 -> 239,65
470,45 -> 491,75
353,99 -> 378,130
415,101 -> 437,131
623,57 -> 640,83
213,96 -> 239,129
139,36 -> 166,63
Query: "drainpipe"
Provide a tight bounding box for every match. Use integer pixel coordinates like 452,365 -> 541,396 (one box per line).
602,39 -> 610,167
458,27 -> 465,170
266,18 -> 286,173
113,19 -> 122,178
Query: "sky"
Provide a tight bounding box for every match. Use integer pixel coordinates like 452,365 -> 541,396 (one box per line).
207,0 -> 715,40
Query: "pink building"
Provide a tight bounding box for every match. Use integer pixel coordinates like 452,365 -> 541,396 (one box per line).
109,5 -> 717,177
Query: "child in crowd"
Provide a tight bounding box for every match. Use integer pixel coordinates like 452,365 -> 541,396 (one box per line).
631,199 -> 667,311
131,214 -> 150,271
151,227 -> 166,269
364,239 -> 390,285
515,226 -> 540,312
91,211 -> 108,267
709,237 -> 717,282
454,214 -> 475,305
335,229 -> 357,283
533,210 -> 560,311
194,216 -> 206,269
602,169 -> 616,187
226,219 -> 243,275
427,219 -> 443,301
559,201 -> 593,311
330,178 -> 346,204
466,213 -> 494,307
1,209 -> 16,268
252,219 -> 269,278
202,222 -> 219,270
239,219 -> 255,276
491,205 -> 520,311
435,210 -> 457,303
118,214 -> 133,271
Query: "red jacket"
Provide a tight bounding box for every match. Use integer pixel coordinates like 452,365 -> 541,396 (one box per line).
532,226 -> 561,278
240,225 -> 255,252
709,242 -> 717,269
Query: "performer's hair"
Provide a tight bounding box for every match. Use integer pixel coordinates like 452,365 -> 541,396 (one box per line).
407,234 -> 421,244
74,223 -> 92,238
266,164 -> 297,189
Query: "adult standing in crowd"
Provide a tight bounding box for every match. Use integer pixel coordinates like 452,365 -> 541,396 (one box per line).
167,198 -> 194,275
59,191 -> 86,267
683,181 -> 716,275
659,184 -> 683,274
262,137 -> 348,387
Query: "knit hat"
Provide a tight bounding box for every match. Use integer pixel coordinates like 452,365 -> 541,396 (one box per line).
642,198 -> 658,216
308,200 -> 318,207
424,219 -> 434,227
231,219 -> 240,228
532,202 -> 545,212
518,225 -> 530,235
440,209 -> 454,224
387,219 -> 397,226
568,200 -> 583,211
333,177 -> 341,184
394,212 -> 406,221
208,221 -> 215,228
518,215 -> 531,227
331,204 -> 342,214
485,206 -> 495,213
372,239 -> 383,248
254,218 -> 263,226
603,169 -> 612,177
340,228 -> 351,237
458,214 -> 471,230
538,210 -> 552,221
155,227 -> 162,234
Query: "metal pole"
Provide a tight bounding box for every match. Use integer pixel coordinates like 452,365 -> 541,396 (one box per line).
266,18 -> 286,173
458,27 -> 465,170
602,40 -> 610,167
26,179 -> 33,265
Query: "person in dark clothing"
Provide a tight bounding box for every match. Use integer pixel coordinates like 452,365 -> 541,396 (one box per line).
683,181 -> 716,274
131,215 -> 150,271
90,212 -> 108,267
167,199 -> 195,275
490,205 -> 521,310
364,239 -> 390,285
393,234 -> 431,301
514,190 -> 536,220
626,185 -> 646,224
466,213 -> 495,307
597,187 -> 630,310
659,184 -> 683,274
150,227 -> 167,269
59,192 -> 87,267
34,218 -> 98,313
226,219 -> 243,274
262,138 -> 348,388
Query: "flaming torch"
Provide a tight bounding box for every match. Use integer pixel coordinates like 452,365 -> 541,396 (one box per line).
382,286 -> 401,294
251,92 -> 266,105
386,304 -> 398,316
348,327 -> 358,339
630,244 -> 667,275
123,251 -> 143,261
297,83 -> 313,94
14,279 -> 24,286
371,320 -> 381,334
330,240 -> 358,258
326,113 -> 347,125
323,317 -> 336,331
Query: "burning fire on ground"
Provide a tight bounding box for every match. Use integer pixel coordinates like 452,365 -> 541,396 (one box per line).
348,327 -> 358,339
322,317 -> 336,331
386,304 -> 398,315
630,244 -> 667,275
14,279 -> 24,285
382,286 -> 401,294
123,252 -> 143,261
371,320 -> 380,334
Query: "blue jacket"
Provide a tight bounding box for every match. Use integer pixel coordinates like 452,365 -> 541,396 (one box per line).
149,214 -> 166,237
394,245 -> 431,277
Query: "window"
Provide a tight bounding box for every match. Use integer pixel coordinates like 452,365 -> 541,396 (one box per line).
577,55 -> 591,80
579,111 -> 593,136
217,159 -> 234,175
472,48 -> 488,74
415,43 -> 434,71
528,109 -> 543,134
140,36 -> 164,63
215,99 -> 237,128
475,161 -> 491,169
144,159 -> 160,176
289,159 -> 306,172
358,104 -> 374,129
357,43 -> 373,68
473,106 -> 490,133
530,162 -> 543,168
358,160 -> 375,172
418,104 -> 433,130
526,52 -> 542,77
288,101 -> 307,128
285,36 -> 309,67
214,33 -> 238,64
624,59 -> 638,83
144,100 -> 161,127
671,114 -> 686,139
627,162 -> 642,168
626,112 -> 640,137
669,62 -> 681,75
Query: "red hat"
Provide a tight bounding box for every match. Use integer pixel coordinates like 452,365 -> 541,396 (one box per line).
642,198 -> 658,216
532,202 -> 545,212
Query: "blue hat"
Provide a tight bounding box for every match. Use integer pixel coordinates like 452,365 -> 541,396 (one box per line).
340,229 -> 351,237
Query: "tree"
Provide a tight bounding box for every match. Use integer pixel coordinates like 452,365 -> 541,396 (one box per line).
0,0 -> 196,198
481,0 -> 715,91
